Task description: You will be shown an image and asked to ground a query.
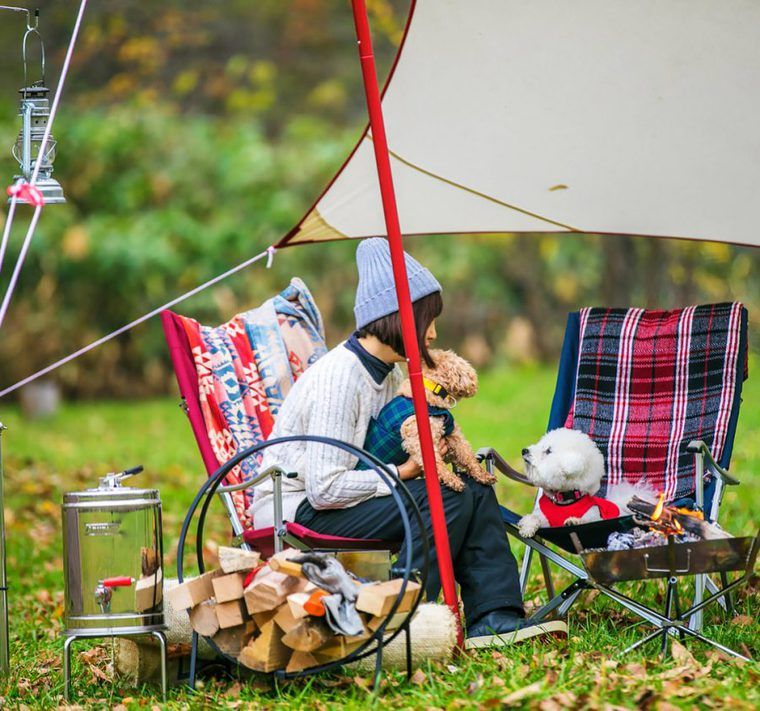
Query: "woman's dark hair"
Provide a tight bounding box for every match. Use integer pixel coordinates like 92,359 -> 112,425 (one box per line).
357,291 -> 443,367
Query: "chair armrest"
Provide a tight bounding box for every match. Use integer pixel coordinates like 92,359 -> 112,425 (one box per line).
476,447 -> 534,486
217,465 -> 293,494
687,440 -> 740,485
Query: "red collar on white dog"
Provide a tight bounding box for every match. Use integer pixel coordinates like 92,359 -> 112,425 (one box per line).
548,489 -> 584,505
538,493 -> 620,528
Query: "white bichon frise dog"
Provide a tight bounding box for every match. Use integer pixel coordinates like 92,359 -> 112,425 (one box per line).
518,428 -> 655,538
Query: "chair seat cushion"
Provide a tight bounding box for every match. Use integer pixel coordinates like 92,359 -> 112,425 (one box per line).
500,505 -> 636,553
243,522 -> 399,559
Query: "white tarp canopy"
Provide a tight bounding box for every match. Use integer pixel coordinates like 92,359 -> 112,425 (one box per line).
279,0 -> 760,249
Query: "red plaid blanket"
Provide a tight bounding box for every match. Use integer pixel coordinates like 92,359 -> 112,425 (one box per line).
566,302 -> 746,501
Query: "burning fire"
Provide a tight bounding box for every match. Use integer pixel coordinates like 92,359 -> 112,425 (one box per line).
646,492 -> 703,537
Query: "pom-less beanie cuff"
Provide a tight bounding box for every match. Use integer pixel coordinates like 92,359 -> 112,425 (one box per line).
354,237 -> 442,329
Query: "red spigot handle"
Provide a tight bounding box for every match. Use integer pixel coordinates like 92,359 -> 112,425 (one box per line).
102,576 -> 134,588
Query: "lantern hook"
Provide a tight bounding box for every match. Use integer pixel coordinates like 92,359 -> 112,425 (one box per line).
0,7 -> 44,87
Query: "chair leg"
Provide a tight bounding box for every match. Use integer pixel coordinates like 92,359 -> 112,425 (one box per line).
539,554 -> 555,602
689,574 -> 705,631
704,575 -> 729,613
519,545 -> 533,596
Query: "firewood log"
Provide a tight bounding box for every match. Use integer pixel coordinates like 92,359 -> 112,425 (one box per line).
244,571 -> 299,613
367,610 -> 409,633
313,635 -> 369,662
165,570 -> 221,610
218,546 -> 262,573
627,496 -> 730,539
212,621 -> 256,658
273,601 -> 302,634
252,609 -> 277,629
285,650 -> 319,673
286,592 -> 311,620
189,600 -> 219,637
212,572 -> 246,603
281,618 -> 332,652
268,559 -> 304,577
215,599 -> 247,629
238,620 -> 291,672
355,579 -> 421,617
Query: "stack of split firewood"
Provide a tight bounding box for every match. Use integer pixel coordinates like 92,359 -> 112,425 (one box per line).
166,547 -> 421,673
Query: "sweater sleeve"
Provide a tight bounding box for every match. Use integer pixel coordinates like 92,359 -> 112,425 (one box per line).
302,363 -> 395,510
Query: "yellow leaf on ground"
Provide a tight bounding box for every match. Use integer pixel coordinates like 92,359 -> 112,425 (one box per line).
670,640 -> 696,666
501,681 -> 543,706
410,669 -> 427,686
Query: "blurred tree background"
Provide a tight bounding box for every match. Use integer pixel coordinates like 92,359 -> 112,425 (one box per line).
0,0 -> 757,398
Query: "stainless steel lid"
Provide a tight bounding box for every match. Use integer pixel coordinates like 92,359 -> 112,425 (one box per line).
63,465 -> 159,505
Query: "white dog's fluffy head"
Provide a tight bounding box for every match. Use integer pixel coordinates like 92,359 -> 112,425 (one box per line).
522,428 -> 605,495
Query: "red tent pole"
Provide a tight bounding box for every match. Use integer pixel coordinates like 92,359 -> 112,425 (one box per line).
350,0 -> 463,644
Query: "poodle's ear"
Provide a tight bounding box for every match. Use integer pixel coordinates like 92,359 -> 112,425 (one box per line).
442,351 -> 477,396
559,450 -> 585,478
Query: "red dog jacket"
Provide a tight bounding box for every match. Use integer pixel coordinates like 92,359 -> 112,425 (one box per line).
538,491 -> 620,528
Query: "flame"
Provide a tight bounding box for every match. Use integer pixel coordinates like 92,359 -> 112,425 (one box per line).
675,507 -> 704,520
651,492 -> 665,521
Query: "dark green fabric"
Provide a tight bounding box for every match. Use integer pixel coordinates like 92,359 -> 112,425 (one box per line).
358,396 -> 455,469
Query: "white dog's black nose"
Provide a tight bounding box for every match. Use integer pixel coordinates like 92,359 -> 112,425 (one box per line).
521,448 -> 529,456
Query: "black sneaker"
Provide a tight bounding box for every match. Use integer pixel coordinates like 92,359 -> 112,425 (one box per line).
465,610 -> 568,649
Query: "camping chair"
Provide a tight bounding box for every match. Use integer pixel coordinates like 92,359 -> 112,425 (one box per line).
160,278 -> 399,559
479,302 -> 757,660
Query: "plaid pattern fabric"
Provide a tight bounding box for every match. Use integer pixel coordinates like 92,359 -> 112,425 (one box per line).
359,396 -> 454,469
566,302 -> 746,501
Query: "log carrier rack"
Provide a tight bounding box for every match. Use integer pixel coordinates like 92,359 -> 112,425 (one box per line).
176,435 -> 429,690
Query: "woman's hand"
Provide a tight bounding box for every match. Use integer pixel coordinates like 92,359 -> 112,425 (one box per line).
397,458 -> 423,480
397,438 -> 449,481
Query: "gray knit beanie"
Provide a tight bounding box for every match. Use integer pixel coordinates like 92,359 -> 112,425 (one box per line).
354,237 -> 442,329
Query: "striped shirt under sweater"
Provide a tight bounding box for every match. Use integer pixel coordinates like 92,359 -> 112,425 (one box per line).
250,343 -> 403,528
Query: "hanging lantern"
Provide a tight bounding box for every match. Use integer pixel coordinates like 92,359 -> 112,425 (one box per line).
5,7 -> 65,205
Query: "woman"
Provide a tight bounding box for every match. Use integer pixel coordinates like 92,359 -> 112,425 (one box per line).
252,238 -> 564,646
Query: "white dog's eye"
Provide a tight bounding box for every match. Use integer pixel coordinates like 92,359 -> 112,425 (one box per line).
544,447 -> 552,455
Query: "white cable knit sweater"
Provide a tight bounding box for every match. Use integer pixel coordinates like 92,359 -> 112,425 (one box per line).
250,343 -> 403,528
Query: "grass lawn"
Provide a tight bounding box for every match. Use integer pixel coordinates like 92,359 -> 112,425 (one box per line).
0,362 -> 756,709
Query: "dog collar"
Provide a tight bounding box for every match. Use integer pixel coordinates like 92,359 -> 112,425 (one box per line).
423,377 -> 450,400
548,489 -> 585,506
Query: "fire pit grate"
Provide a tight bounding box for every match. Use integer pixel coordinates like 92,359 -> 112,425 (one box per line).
579,534 -> 757,584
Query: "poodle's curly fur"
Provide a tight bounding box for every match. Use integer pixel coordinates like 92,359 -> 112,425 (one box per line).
397,349 -> 496,491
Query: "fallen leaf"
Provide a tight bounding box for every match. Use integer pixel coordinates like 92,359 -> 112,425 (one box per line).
670,640 -> 696,666
410,669 -> 427,686
353,675 -> 371,691
623,662 -> 646,678
731,614 -> 752,626
501,681 -> 543,706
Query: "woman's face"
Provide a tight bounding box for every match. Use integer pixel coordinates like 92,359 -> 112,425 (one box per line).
424,320 -> 437,348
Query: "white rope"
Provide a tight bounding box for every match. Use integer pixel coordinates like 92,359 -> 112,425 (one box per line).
0,0 -> 89,325
0,247 -> 274,398
0,204 -> 41,329
0,181 -> 22,277
0,245 -> 276,399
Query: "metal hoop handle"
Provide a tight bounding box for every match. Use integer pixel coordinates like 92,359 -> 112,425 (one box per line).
0,7 -> 44,86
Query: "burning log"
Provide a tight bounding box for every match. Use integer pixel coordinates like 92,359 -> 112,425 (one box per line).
627,495 -> 730,540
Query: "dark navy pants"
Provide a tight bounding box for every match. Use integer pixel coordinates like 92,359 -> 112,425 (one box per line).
295,476 -> 524,624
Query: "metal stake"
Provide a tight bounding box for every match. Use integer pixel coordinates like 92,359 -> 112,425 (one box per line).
0,423 -> 9,674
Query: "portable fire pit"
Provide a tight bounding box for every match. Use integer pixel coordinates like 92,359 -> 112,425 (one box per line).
569,497 -> 758,661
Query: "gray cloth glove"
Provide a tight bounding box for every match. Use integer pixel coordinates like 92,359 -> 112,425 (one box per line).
293,553 -> 365,637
